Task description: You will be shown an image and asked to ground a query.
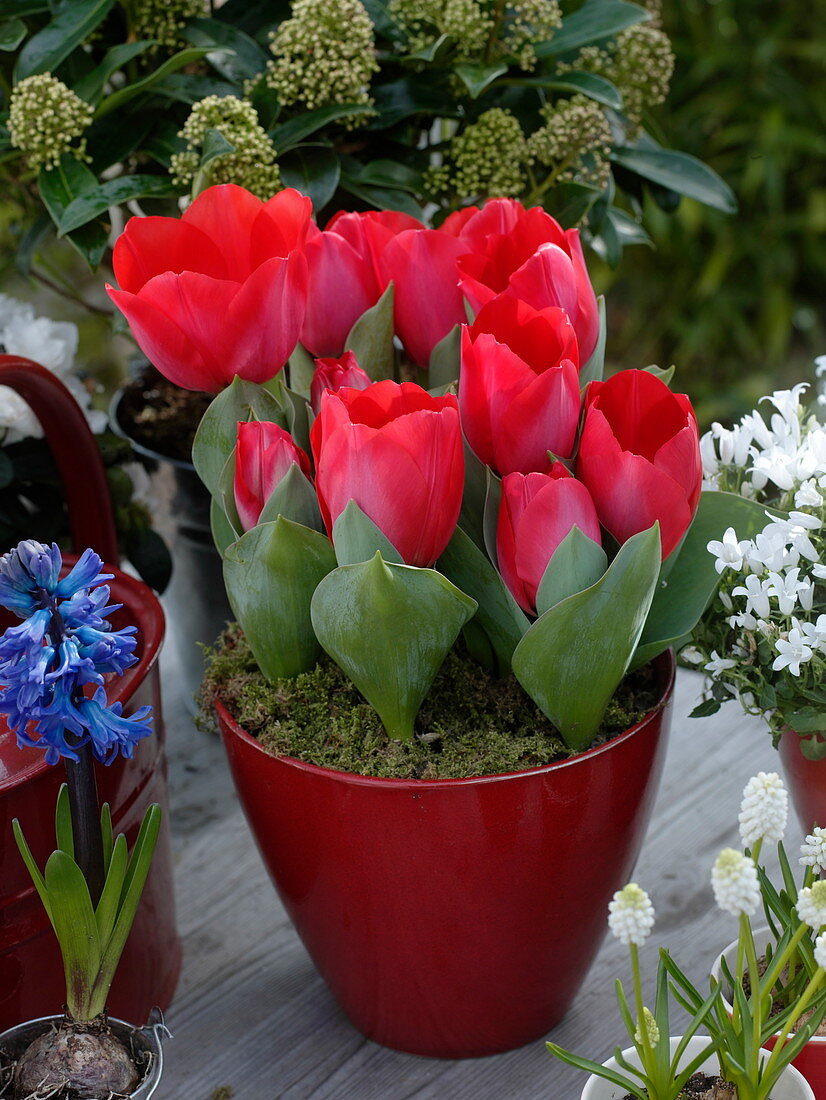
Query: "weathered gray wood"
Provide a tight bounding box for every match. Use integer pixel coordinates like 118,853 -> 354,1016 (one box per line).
160,620 -> 792,1099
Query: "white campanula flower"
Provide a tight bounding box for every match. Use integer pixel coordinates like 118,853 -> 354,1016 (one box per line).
815,930 -> 826,971
608,883 -> 655,946
700,431 -> 720,481
801,827 -> 826,874
739,772 -> 788,848
732,574 -> 773,619
800,615 -> 826,651
719,591 -> 734,611
751,451 -> 796,492
745,528 -> 788,573
816,356 -> 826,379
680,645 -> 705,666
708,527 -> 751,574
705,650 -> 737,676
712,848 -> 760,917
773,621 -> 815,676
764,383 -> 809,425
765,568 -> 806,615
796,479 -> 824,509
797,881 -> 826,930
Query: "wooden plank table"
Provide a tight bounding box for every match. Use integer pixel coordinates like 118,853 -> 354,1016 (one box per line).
159,626 -> 790,1099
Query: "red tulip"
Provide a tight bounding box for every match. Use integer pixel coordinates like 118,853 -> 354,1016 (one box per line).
325,209 -> 423,290
455,199 -> 599,361
234,420 -> 312,532
380,229 -> 467,368
576,369 -> 702,559
310,380 -> 464,566
497,464 -> 602,615
310,351 -> 372,415
459,295 -> 581,475
301,230 -> 378,357
107,184 -> 311,392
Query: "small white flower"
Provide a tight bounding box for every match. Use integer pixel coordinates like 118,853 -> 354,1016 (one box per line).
705,650 -> 737,676
773,622 -> 815,676
800,827 -> 826,874
608,883 -> 655,946
680,646 -> 704,666
796,881 -> 826,930
815,930 -> 826,971
712,848 -> 760,917
765,568 -> 803,615
739,772 -> 788,848
708,528 -> 751,574
732,574 -> 773,619
816,355 -> 826,379
719,591 -> 734,611
795,480 -> 824,509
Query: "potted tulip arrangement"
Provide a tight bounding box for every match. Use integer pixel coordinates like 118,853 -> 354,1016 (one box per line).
689,378 -> 826,829
549,870 -> 820,1099
104,181 -> 766,1057
0,541 -> 168,1099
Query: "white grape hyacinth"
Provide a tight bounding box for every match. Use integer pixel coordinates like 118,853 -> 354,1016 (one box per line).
608,883 -> 655,946
800,827 -> 826,875
815,930 -> 826,971
712,848 -> 760,917
738,772 -> 788,849
796,881 -> 826,931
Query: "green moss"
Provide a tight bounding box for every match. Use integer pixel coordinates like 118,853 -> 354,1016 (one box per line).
202,625 -> 661,780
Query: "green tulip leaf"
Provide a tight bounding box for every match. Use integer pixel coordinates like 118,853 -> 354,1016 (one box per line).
643,363 -> 675,387
287,342 -> 316,400
211,497 -> 238,558
632,491 -> 782,669
44,850 -> 102,1018
54,783 -> 74,858
193,376 -> 287,499
458,439 -> 490,552
311,553 -> 477,740
535,526 -> 608,617
259,462 -> 324,533
332,499 -> 403,566
482,466 -> 503,566
513,524 -> 661,751
429,323 -> 461,389
579,295 -> 606,387
345,282 -> 395,382
438,525 -> 529,674
217,448 -> 243,539
279,382 -> 311,454
223,516 -> 337,680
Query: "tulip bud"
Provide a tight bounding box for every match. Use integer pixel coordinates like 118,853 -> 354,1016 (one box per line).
496,465 -> 602,614
310,351 -> 372,415
234,420 -> 313,532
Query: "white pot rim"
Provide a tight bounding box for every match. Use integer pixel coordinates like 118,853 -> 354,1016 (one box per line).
712,924 -> 826,1046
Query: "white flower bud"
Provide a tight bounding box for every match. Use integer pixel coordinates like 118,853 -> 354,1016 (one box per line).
797,882 -> 826,930
739,772 -> 788,848
608,883 -> 655,946
800,827 -> 826,874
634,1006 -> 660,1047
712,848 -> 760,917
815,930 -> 826,971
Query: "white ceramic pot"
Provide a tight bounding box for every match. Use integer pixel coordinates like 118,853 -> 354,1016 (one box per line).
713,927 -> 826,1098
579,1034 -> 815,1099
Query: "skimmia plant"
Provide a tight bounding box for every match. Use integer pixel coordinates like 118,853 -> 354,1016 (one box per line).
0,540 -> 160,1095
688,376 -> 826,758
0,0 -> 733,302
107,183 -> 768,756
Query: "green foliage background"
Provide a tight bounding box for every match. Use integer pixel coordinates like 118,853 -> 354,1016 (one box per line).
602,0 -> 826,425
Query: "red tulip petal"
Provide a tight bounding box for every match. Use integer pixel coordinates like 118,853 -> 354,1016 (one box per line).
183,184 -> 266,281
654,422 -> 703,512
301,233 -> 377,357
507,243 -> 579,321
106,283 -> 227,392
226,252 -> 308,383
587,370 -> 689,460
496,473 -> 534,612
565,228 -> 599,361
494,358 -> 580,473
112,218 -> 228,293
471,294 -> 579,371
257,188 -> 316,256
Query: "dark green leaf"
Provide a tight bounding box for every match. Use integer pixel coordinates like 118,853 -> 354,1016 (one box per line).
345,283 -> 396,382
273,104 -> 374,152
200,126 -> 235,168
149,73 -> 237,105
54,784 -> 73,858
519,71 -> 622,110
72,41 -> 155,104
0,1 -> 48,13
184,16 -> 270,84
57,175 -> 177,234
339,174 -> 425,219
535,0 -> 649,58
37,154 -> 108,266
550,180 -> 603,227
788,708 -> 826,734
0,16 -> 25,50
210,497 -> 237,558
428,324 -> 460,388
94,47 -> 211,118
87,107 -> 155,173
358,158 -> 422,192
690,698 -> 722,719
259,463 -> 324,533
369,76 -> 452,129
332,500 -> 403,566
405,32 -> 452,62
612,144 -> 737,213
15,0 -> 115,79
287,342 -> 315,400
535,526 -> 607,615
44,850 -> 101,1018
279,145 -> 341,213
454,61 -> 508,98
143,118 -> 186,168
215,0 -> 289,34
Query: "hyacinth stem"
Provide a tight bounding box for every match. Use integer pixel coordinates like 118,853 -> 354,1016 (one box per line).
64,741 -> 105,907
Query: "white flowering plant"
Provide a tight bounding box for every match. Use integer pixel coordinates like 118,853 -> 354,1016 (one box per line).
665,773 -> 826,1100
689,373 -> 826,758
547,883 -> 722,1099
0,295 -> 170,591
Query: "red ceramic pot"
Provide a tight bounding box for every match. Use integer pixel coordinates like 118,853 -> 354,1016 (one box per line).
0,357 -> 181,1029
216,650 -> 675,1058
0,561 -> 182,1030
779,728 -> 826,833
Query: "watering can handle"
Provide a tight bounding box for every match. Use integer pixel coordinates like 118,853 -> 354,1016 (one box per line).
0,356 -> 119,565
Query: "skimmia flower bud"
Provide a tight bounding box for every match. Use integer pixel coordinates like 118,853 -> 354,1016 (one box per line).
738,771 -> 788,849
816,931 -> 826,972
0,542 -> 152,764
634,1007 -> 660,1048
797,882 -> 826,930
801,827 -> 826,875
712,849 -> 760,917
608,883 -> 655,946
8,74 -> 93,171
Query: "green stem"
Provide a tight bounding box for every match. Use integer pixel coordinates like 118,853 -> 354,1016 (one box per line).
743,913 -> 762,1083
524,153 -> 577,205
630,944 -> 654,1070
483,0 -> 507,64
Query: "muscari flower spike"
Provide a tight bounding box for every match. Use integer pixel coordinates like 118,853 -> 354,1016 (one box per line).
797,881 -> 826,931
712,848 -> 760,918
739,771 -> 788,849
0,541 -> 153,765
608,882 -> 655,946
816,930 -> 826,972
801,827 -> 826,875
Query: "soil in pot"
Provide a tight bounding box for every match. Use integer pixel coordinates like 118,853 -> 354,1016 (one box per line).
621,1079 -> 736,1099
117,366 -> 210,464
202,624 -> 662,779
0,1014 -> 151,1099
